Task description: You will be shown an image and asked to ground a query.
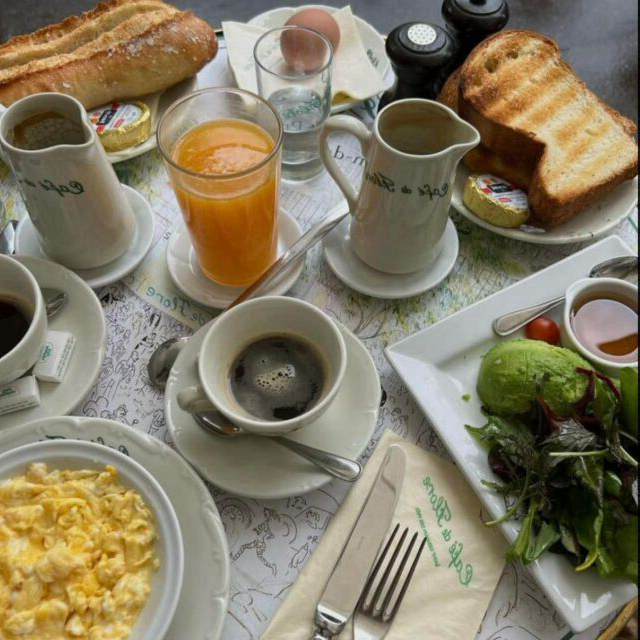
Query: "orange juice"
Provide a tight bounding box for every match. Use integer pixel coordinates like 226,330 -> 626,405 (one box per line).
170,118 -> 279,286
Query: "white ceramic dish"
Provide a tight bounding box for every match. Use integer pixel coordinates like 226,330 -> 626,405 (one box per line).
15,185 -> 155,289
385,234 -> 638,633
451,165 -> 638,245
0,415 -> 231,640
165,319 -> 380,499
167,208 -> 303,308
248,5 -> 390,113
323,217 -> 459,299
106,76 -> 197,163
0,256 -> 105,429
0,438 -> 184,640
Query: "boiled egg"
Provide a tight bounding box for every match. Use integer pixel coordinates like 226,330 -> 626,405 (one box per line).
281,8 -> 340,72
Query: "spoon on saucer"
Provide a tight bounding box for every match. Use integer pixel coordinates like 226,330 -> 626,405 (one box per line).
0,219 -> 18,255
43,288 -> 68,319
148,336 -> 190,390
492,255 -> 638,336
192,408 -> 362,482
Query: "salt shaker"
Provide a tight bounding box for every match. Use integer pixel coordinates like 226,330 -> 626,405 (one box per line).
378,23 -> 457,110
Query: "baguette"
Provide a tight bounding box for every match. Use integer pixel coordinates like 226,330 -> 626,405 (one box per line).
0,0 -> 217,110
457,30 -> 638,226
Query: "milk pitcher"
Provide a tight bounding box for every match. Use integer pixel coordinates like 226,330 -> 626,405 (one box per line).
320,99 -> 479,274
0,93 -> 135,269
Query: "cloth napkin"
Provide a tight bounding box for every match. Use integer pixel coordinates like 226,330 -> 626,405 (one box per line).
223,6 -> 386,105
261,430 -> 506,640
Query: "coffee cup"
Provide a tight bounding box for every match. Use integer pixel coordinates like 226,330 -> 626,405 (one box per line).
177,296 -> 347,436
319,99 -> 479,274
0,93 -> 136,269
0,255 -> 47,385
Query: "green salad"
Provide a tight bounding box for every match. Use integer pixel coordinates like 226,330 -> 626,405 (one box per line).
467,339 -> 638,583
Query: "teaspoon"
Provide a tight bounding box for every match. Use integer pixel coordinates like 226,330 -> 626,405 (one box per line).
492,255 -> 638,336
193,409 -> 362,482
43,288 -> 68,319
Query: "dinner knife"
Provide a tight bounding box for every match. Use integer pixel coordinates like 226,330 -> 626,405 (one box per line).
311,445 -> 406,639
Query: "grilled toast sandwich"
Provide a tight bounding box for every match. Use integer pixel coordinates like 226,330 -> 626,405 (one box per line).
439,31 -> 638,226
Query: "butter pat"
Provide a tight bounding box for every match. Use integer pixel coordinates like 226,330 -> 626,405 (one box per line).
34,330 -> 76,383
463,174 -> 529,228
0,376 -> 40,416
88,101 -> 151,152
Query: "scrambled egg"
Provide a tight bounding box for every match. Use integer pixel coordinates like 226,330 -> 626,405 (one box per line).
0,463 -> 159,640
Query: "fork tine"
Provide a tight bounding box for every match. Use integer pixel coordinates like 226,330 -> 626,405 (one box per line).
383,534 -> 426,623
361,523 -> 401,612
376,531 -> 418,618
367,527 -> 408,613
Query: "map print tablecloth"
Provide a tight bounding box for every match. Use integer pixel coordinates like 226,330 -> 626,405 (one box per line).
0,45 -> 637,640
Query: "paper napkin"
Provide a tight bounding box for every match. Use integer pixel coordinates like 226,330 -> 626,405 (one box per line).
261,431 -> 506,640
223,6 -> 386,104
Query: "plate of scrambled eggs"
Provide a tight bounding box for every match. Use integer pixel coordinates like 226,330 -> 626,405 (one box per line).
0,439 -> 184,640
0,416 -> 230,640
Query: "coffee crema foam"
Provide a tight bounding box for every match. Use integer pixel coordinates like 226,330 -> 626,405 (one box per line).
229,335 -> 325,421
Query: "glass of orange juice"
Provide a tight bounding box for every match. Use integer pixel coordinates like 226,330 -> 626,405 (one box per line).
157,88 -> 283,287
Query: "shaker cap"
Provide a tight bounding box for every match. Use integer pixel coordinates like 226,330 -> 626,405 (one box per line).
386,23 -> 456,69
442,0 -> 509,33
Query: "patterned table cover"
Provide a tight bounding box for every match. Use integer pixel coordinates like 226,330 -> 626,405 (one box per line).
0,48 -> 637,640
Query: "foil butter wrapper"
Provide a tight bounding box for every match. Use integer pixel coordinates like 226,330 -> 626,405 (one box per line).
88,101 -> 151,152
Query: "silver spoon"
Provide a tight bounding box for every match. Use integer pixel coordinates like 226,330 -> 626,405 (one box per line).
147,336 -> 190,390
193,409 -> 362,482
0,219 -> 18,255
492,255 -> 638,336
42,288 -> 68,319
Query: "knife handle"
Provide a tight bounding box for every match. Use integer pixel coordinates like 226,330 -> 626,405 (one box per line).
312,630 -> 332,639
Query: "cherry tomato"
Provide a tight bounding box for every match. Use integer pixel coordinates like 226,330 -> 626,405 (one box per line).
525,316 -> 561,345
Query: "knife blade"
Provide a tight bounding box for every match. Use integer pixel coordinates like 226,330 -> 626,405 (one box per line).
311,445 -> 406,639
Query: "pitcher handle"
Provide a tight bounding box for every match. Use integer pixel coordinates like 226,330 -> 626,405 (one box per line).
319,115 -> 371,213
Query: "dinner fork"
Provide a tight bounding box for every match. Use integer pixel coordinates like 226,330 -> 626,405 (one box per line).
353,524 -> 426,640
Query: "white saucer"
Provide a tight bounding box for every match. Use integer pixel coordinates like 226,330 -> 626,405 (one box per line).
15,185 -> 155,289
167,209 -> 304,309
165,319 -> 381,499
0,256 -> 106,429
323,218 -> 459,299
0,416 -> 230,640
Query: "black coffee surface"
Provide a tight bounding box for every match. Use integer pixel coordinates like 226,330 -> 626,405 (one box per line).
230,335 -> 325,421
0,298 -> 30,358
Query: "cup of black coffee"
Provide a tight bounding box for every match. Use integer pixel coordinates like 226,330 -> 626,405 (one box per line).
0,255 -> 47,384
177,296 -> 347,436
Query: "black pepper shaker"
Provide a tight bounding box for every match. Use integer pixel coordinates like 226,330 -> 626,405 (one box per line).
442,0 -> 510,69
379,23 -> 457,111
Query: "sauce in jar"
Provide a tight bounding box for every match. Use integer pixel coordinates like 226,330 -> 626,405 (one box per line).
570,293 -> 638,363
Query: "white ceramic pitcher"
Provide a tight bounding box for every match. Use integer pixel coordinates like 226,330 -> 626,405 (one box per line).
0,93 -> 135,269
320,99 -> 479,274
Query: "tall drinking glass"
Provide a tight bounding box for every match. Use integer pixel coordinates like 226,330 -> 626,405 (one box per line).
157,88 -> 283,287
254,26 -> 332,181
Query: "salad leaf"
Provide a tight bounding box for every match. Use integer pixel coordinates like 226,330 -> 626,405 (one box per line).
620,367 -> 639,438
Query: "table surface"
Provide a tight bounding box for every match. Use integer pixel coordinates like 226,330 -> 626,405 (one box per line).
0,3 -> 638,640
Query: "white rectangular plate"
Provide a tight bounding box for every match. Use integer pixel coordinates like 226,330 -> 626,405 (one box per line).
385,235 -> 638,633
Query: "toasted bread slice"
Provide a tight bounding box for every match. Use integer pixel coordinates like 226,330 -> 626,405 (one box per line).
438,68 -> 532,190
457,30 -> 638,226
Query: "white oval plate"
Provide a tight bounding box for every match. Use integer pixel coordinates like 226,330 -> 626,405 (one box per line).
451,165 -> 638,245
106,76 -> 197,164
0,416 -> 230,640
0,256 -> 105,429
248,5 -> 390,113
15,185 -> 155,289
165,319 -> 380,499
167,209 -> 303,309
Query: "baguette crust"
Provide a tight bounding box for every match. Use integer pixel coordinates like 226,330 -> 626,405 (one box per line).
457,30 -> 638,226
0,0 -> 217,109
